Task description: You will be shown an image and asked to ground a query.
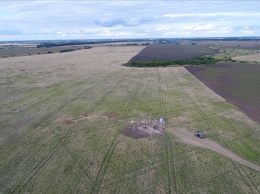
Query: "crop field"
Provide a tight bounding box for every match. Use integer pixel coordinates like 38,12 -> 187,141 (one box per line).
186,63 -> 260,123
128,44 -> 219,62
211,48 -> 260,61
0,45 -> 260,193
195,40 -> 260,50
0,44 -> 92,58
233,53 -> 260,62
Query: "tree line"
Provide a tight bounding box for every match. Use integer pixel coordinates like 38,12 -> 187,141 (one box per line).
126,57 -> 228,67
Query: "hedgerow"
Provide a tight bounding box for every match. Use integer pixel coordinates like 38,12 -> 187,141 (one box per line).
126,57 -> 225,67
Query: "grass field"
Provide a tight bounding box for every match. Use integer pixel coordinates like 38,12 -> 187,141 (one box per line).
0,44 -> 92,58
0,46 -> 259,193
233,53 -> 260,62
211,48 -> 260,61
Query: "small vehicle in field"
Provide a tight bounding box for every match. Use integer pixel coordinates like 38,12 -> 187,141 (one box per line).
194,132 -> 205,138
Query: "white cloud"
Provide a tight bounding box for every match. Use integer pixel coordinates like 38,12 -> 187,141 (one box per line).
0,1 -> 259,40
241,27 -> 254,35
97,29 -> 114,37
156,25 -> 172,31
162,12 -> 260,18
182,24 -> 215,31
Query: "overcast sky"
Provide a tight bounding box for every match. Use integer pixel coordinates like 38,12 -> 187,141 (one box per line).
0,0 -> 260,41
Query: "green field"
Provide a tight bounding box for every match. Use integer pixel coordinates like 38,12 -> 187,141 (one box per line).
0,46 -> 259,193
211,48 -> 260,61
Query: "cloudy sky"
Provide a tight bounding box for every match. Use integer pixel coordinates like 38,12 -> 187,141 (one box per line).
0,0 -> 259,41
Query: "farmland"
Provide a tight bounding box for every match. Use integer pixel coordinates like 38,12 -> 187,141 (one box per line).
128,44 -> 219,62
0,44 -> 92,58
233,53 -> 260,62
186,63 -> 260,123
0,44 -> 260,193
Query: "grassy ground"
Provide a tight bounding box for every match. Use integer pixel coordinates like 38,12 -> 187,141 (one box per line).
0,44 -> 92,58
233,53 -> 260,62
211,48 -> 260,61
0,46 -> 259,193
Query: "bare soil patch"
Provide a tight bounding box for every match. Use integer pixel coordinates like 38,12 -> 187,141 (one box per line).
80,113 -> 117,119
63,119 -> 77,125
129,44 -> 218,62
170,128 -> 260,172
124,122 -> 166,139
105,113 -> 117,118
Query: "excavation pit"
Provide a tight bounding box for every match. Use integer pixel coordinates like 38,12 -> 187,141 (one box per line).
124,123 -> 165,139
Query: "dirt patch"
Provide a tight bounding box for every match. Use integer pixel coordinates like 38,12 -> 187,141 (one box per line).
80,113 -> 117,119
64,119 -> 77,125
170,128 -> 260,172
80,113 -> 94,118
105,113 -> 117,118
124,122 -> 165,139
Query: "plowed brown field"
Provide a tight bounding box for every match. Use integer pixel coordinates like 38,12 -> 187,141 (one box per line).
186,63 -> 260,122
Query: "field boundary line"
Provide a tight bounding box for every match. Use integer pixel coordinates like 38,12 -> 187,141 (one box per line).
187,93 -> 259,193
175,74 -> 259,193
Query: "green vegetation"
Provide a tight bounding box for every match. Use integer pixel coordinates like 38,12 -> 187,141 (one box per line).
59,49 -> 75,53
126,57 -> 224,67
0,46 -> 259,193
212,48 -> 260,60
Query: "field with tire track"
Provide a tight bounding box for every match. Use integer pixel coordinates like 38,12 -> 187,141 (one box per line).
0,45 -> 259,193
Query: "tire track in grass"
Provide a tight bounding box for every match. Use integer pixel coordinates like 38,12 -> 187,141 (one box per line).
61,120 -> 127,188
11,121 -> 84,194
122,70 -> 145,119
0,71 -> 124,153
88,70 -> 133,114
157,69 -> 177,194
90,70 -> 145,193
175,74 -> 259,193
63,144 -> 94,185
185,93 -> 259,193
10,70 -> 131,193
165,141 -> 172,194
102,160 -> 163,190
90,136 -> 117,194
0,78 -> 93,128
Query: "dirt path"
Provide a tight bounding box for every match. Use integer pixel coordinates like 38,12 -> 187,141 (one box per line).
170,128 -> 260,172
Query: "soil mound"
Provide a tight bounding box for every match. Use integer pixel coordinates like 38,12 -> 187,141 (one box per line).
105,113 -> 117,118
64,119 -> 77,125
124,123 -> 165,139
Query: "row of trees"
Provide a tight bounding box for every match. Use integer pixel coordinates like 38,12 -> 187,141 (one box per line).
126,57 -> 226,67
